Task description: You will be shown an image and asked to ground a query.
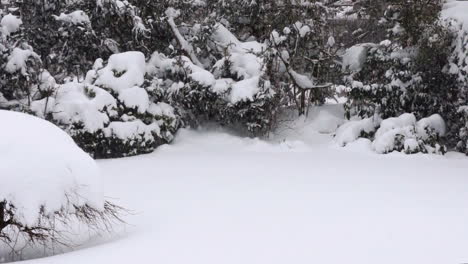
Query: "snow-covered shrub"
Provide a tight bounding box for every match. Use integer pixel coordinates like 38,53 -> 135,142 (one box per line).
343,39 -> 417,119
0,110 -> 122,258
336,113 -> 447,155
146,23 -> 280,136
457,106 -> 468,154
334,116 -> 379,147
0,44 -> 42,108
343,7 -> 465,153
32,52 -> 180,158
268,19 -> 338,115
372,113 -> 446,154
1,0 -> 340,144
447,21 -> 468,154
0,10 -> 43,110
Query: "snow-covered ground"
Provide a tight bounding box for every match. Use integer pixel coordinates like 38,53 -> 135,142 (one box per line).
14,104 -> 468,264
443,0 -> 468,29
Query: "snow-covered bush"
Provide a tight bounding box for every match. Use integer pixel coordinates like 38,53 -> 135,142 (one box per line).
335,113 -> 447,155
148,39 -> 279,136
457,106 -> 468,154
342,3 -> 466,153
447,21 -> 468,154
32,52 -> 180,158
268,18 -> 338,115
372,113 -> 446,154
334,116 -> 379,147
0,110 -> 122,258
0,10 -> 43,111
343,40 -> 409,119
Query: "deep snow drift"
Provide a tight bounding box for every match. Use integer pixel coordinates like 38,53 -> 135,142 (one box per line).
11,104 -> 468,264
0,110 -> 104,227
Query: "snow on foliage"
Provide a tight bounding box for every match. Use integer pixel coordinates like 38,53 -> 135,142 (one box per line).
118,86 -> 150,114
335,117 -> 378,147
145,23 -> 278,135
336,113 -> 447,154
416,114 -> 446,140
442,0 -> 468,30
0,14 -> 22,36
95,52 -> 146,94
342,44 -> 375,72
28,51 -> 180,158
34,82 -> 117,132
0,110 -> 103,226
53,10 -> 91,25
372,113 -> 418,154
5,48 -> 40,75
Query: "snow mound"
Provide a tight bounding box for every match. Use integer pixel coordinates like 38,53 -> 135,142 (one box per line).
95,51 -> 146,93
0,110 -> 104,227
416,114 -> 446,140
335,117 -> 378,147
53,10 -> 90,25
374,113 -> 416,138
337,113 -> 447,155
1,13 -> 22,36
274,104 -> 345,146
118,86 -> 150,113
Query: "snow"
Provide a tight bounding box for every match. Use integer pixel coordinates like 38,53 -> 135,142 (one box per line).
229,77 -> 260,103
374,113 -> 416,138
1,13 -> 22,36
334,117 -> 378,147
118,86 -> 150,113
372,125 -> 415,154
103,120 -> 159,140
212,78 -> 234,94
210,24 -> 266,103
289,69 -> 316,89
38,70 -> 57,92
0,110 -> 104,227
226,53 -> 263,80
148,102 -> 177,119
5,47 -> 40,75
94,51 -> 146,93
53,10 -> 90,25
372,114 -> 418,154
183,57 -> 216,87
42,82 -> 117,133
442,0 -> 468,29
211,24 -> 265,54
146,52 -> 176,76
342,44 -> 375,72
336,113 -> 447,154
416,114 -> 446,140
14,104 -> 468,264
165,8 -> 203,68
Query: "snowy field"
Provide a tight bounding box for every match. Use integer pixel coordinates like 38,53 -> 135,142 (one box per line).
15,105 -> 468,264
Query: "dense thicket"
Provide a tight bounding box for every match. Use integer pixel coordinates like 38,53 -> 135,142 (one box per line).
343,0 -> 468,154
0,0 -> 467,155
0,0 -> 339,158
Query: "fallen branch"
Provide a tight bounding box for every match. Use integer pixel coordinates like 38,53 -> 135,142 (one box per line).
165,8 -> 204,69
